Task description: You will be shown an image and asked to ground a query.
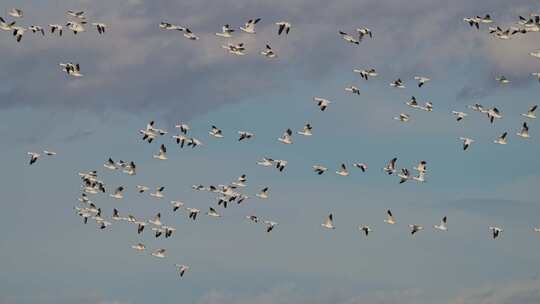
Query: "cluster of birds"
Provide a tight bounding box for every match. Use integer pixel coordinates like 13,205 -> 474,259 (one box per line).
463,13 -> 540,39
19,7 -> 540,280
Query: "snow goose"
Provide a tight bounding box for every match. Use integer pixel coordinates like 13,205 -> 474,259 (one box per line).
13,26 -> 26,42
463,17 -> 480,29
275,160 -> 287,172
231,174 -> 247,187
383,158 -> 397,175
110,186 -> 124,199
209,125 -> 224,138
112,209 -> 122,221
238,131 -> 254,141
313,165 -> 328,175
222,42 -> 246,56
131,243 -> 145,252
59,62 -> 83,77
468,103 -> 487,113
124,161 -> 136,176
8,9 -> 23,18
406,96 -> 420,109
398,168 -> 411,184
240,18 -> 261,34
412,172 -> 426,183
522,105 -> 537,119
104,158 -> 117,170
182,28 -> 199,40
216,24 -> 234,37
496,76 -> 510,84
27,152 -> 40,165
153,144 -> 168,160
345,85 -> 360,95
149,213 -> 162,226
278,128 -> 293,144
136,221 -> 146,234
452,111 -> 468,122
298,123 -> 313,136
265,221 -> 278,233
66,21 -> 86,34
151,248 -> 166,258
136,185 -> 149,193
336,163 -> 349,176
384,209 -> 396,224
321,214 -> 335,229
175,264 -> 189,277
313,97 -> 331,111
356,27 -> 373,40
409,224 -> 424,235
353,163 -> 367,172
534,227 -> 540,233
494,132 -> 508,145
353,68 -> 378,80
164,226 -> 176,238
516,122 -> 530,138
175,123 -> 190,134
29,25 -> 45,36
414,76 -> 430,87
480,14 -> 493,23
359,225 -> 372,236
261,44 -> 277,58
187,208 -> 200,220
256,187 -> 269,199
257,157 -> 274,167
459,137 -> 474,151
422,102 -> 433,112
390,78 -> 405,88
67,10 -> 86,19
150,186 -> 165,199
434,216 -> 448,231
160,22 -> 183,30
394,113 -> 410,122
206,207 -> 221,217
171,200 -> 184,212
246,215 -> 259,223
49,24 -> 62,36
413,161 -> 427,173
187,137 -> 202,148
489,226 -> 502,239
276,22 -> 291,35
531,50 -> 540,59
339,31 -> 359,45
92,23 -> 106,34
0,17 -> 16,31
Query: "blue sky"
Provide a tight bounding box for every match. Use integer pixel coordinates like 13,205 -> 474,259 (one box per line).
1,0 -> 540,303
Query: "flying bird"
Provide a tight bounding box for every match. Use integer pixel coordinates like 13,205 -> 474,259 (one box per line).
240,18 -> 261,34
298,123 -> 313,136
151,248 -> 166,258
522,105 -> 537,119
409,224 -> 424,235
339,31 -> 359,45
384,209 -> 396,224
313,97 -> 331,111
414,76 -> 430,87
359,225 -> 372,236
276,22 -> 291,35
516,122 -> 530,138
321,214 -> 335,229
489,226 -> 503,239
153,144 -> 168,160
494,132 -> 508,145
260,44 -> 277,58
336,163 -> 349,176
215,24 -> 234,38
434,216 -> 448,231
313,165 -> 328,175
175,264 -> 189,277
459,137 -> 474,151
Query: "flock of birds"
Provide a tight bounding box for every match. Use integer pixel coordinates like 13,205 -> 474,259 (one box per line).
10,7 -> 540,279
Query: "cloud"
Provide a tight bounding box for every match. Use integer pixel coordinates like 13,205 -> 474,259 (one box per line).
451,280 -> 540,304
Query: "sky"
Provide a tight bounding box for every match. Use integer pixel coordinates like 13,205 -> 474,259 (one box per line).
1,0 -> 540,303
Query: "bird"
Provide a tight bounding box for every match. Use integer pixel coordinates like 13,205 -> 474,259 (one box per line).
153,144 -> 168,160
531,50 -> 540,59
123,161 -> 136,176
159,22 -> 183,30
452,111 -> 468,122
496,76 -> 510,84
278,128 -> 293,144
434,216 -> 448,231
206,207 -> 221,217
359,225 -> 372,236
390,78 -> 405,88
463,17 -> 480,29
240,18 -> 261,34
256,187 -> 269,199
353,68 -> 378,80
154,227 -> 166,238
0,17 -> 16,31
394,113 -> 410,122
8,8 -> 23,18
275,160 -> 288,172
215,24 -> 234,37
109,186 -> 124,199
29,25 -> 45,36
175,123 -> 190,134
406,96 -> 420,109
136,185 -> 149,193
522,105 -> 537,119
12,26 -> 26,42
339,31 -> 359,45
487,107 -> 502,123
313,165 -> 328,175
187,208 -> 200,220
356,27 -> 373,40
59,63 -> 83,77
175,264 -> 189,277
409,224 -> 424,235
238,131 -> 254,141
151,249 -> 166,258
246,215 -> 259,223
298,123 -> 313,136
182,28 -> 199,40
276,22 -> 291,35
414,76 -> 430,87
171,201 -> 184,212
150,186 -> 165,199
104,158 -> 117,170
209,125 -> 224,138
469,104 -> 487,113
92,23 -> 106,34
336,163 -> 349,176
534,227 -> 540,233
261,44 -> 277,58
398,168 -> 411,184
67,10 -> 86,19
43,150 -> 56,156
345,85 -> 360,95
149,213 -> 162,226
131,243 -> 145,252
257,157 -> 274,167
66,21 -> 86,34
231,174 -> 247,187
321,214 -> 335,229
314,97 -> 331,111
516,122 -> 530,138
27,152 -> 40,165
353,163 -> 367,172
489,226 -> 503,239
459,137 -> 474,151
383,158 -> 397,175
384,209 -> 396,224
264,220 -> 277,233
494,132 -> 508,145
413,161 -> 427,173
222,42 -> 246,56
49,24 -> 63,36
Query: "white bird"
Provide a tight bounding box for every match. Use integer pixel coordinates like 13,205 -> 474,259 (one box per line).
49,24 -> 63,36
149,213 -> 162,226
313,97 -> 331,111
182,28 -> 199,40
66,21 -> 86,34
496,76 -> 510,84
104,158 -> 117,170
321,213 -> 335,229
67,10 -> 86,19
434,216 -> 448,231
345,85 -> 360,95
406,96 -> 420,109
187,208 -> 200,220
353,163 -> 367,172
256,187 -> 269,199
383,158 -> 397,175
390,78 -> 405,88
215,24 -> 234,37
489,226 -> 503,239
12,26 -> 26,42
353,68 -> 378,80
356,27 -> 373,40
494,132 -> 508,145
459,137 -> 474,151
238,131 -> 254,141
409,224 -> 424,235
336,163 -> 349,176
131,243 -> 145,252
297,123 -> 313,136
264,220 -> 277,233
261,44 -> 277,58
171,200 -> 184,212
359,225 -> 372,236
175,264 -> 189,277
384,209 -> 396,224
159,22 -> 184,30
110,186 -> 124,199
0,17 -> 16,31
151,248 -> 166,258
487,108 -> 502,124
468,103 -> 487,113
59,63 -> 83,77
209,125 -> 224,138
394,113 -> 410,122
8,9 -> 23,18
29,25 -> 45,36
452,111 -> 468,122
534,227 -> 540,233
246,215 -> 259,223
464,17 -> 480,29
222,42 -> 246,56
257,157 -> 274,167
206,207 -> 221,217
339,31 -> 359,45
522,105 -> 537,119
153,144 -> 168,160
278,128 -> 293,144
92,23 -> 106,34
27,152 -> 40,165
516,122 -> 530,138
275,160 -> 287,172
123,161 -> 136,176
398,168 -> 411,184
414,76 -> 430,87
413,161 -> 427,173
531,50 -> 540,59
276,21 -> 291,35
240,18 -> 261,34
43,150 -> 56,156
313,165 -> 328,175
175,123 -> 190,134
150,186 -> 165,199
